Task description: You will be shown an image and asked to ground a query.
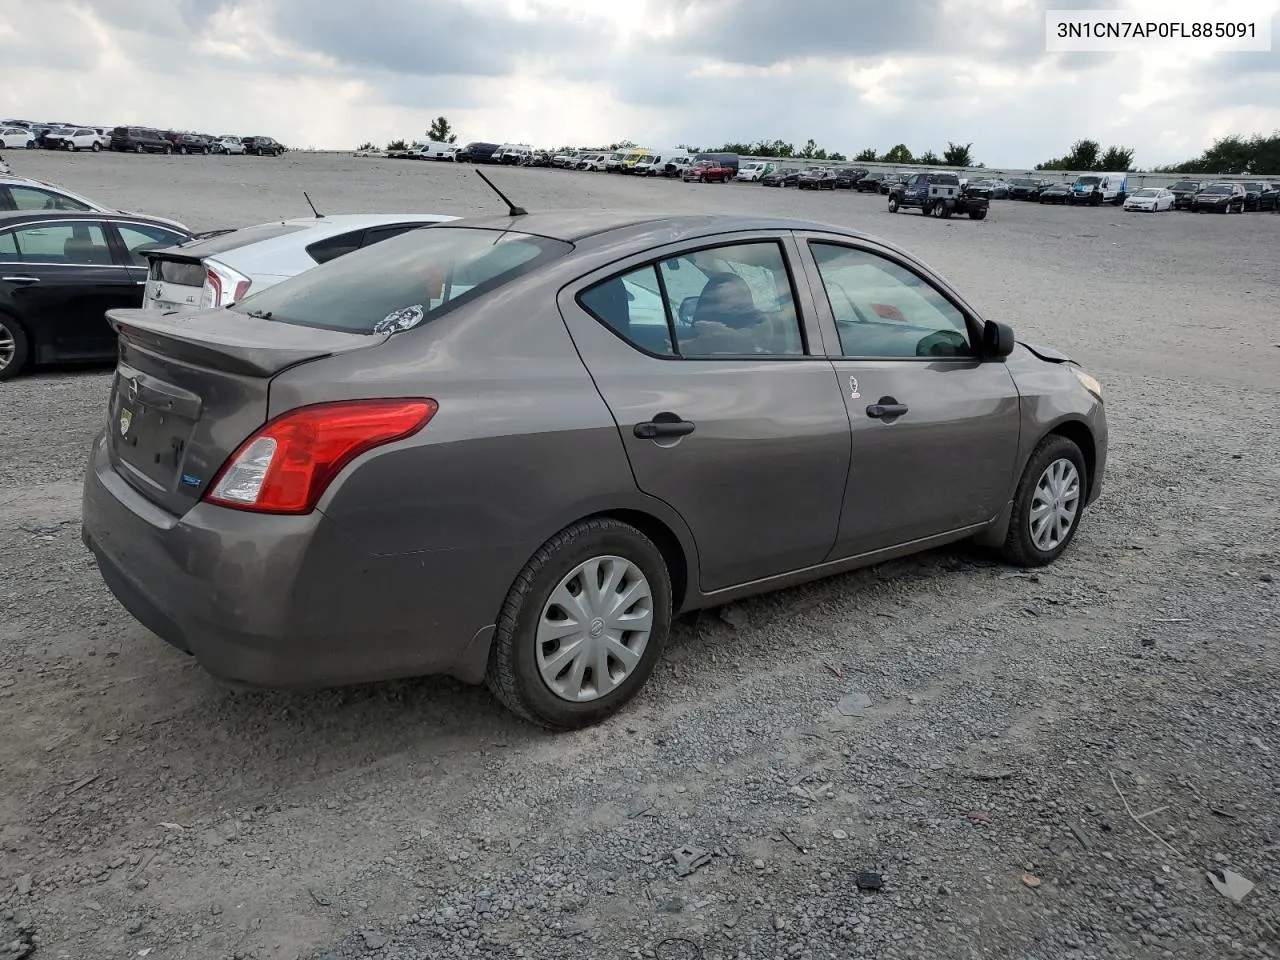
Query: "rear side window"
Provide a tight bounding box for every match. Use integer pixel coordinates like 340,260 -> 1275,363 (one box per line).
305,229 -> 364,265
361,223 -> 425,247
231,227 -> 571,334
9,186 -> 92,212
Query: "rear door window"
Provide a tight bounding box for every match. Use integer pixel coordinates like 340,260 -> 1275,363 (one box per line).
12,222 -> 113,264
231,227 -> 570,333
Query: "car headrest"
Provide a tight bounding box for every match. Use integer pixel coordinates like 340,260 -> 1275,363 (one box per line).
64,238 -> 110,263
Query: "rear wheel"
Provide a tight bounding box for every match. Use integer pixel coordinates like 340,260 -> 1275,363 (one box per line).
134,143 -> 144,153
486,518 -> 672,729
939,202 -> 952,219
0,314 -> 31,381
969,208 -> 987,220
1000,434 -> 1086,567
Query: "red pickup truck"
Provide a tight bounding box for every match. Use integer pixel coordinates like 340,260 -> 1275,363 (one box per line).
682,159 -> 732,183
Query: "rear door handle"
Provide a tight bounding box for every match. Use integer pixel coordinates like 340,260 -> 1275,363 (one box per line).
3,276 -> 39,284
866,402 -> 909,419
634,414 -> 696,439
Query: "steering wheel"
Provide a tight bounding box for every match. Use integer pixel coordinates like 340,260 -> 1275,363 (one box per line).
915,329 -> 970,357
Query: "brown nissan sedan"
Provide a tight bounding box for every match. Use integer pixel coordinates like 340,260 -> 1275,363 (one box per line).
81,210 -> 1107,729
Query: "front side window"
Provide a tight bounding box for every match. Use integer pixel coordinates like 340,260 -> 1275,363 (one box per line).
809,242 -> 973,359
12,222 -> 112,264
231,227 -> 570,333
0,230 -> 18,257
579,241 -> 805,358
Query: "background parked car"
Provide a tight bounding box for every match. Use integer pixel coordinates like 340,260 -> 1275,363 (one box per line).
879,173 -> 915,195
455,141 -> 502,164
735,161 -> 776,182
797,167 -> 837,190
682,159 -> 733,183
854,172 -> 886,192
40,127 -> 107,152
761,166 -> 801,187
1168,180 -> 1203,210
110,127 -> 172,153
970,178 -> 1011,200
1038,182 -> 1073,204
241,136 -> 284,157
213,136 -> 245,155
1193,182 -> 1246,213
164,132 -> 213,155
1123,187 -> 1174,212
1240,181 -> 1278,212
0,175 -> 188,231
834,168 -> 869,189
0,211 -> 192,379
0,126 -> 34,149
1007,177 -> 1049,200
142,212 -> 458,312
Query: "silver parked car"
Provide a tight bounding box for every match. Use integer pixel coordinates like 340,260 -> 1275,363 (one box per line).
81,211 -> 1107,729
142,213 -> 459,310
0,175 -> 187,231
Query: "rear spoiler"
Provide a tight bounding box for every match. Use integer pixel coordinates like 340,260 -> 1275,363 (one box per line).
107,308 -> 383,378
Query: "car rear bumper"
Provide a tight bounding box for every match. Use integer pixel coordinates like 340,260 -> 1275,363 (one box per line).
81,434 -> 502,688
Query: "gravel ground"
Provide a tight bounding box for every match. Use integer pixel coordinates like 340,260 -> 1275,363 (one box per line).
1,151 -> 1277,960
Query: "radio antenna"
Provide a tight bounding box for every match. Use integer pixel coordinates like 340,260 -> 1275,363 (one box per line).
474,170 -> 527,216
303,191 -> 323,218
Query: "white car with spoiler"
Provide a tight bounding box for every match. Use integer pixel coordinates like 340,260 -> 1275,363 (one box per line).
143,212 -> 458,311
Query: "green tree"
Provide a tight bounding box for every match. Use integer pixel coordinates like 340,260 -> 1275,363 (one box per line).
607,140 -> 636,150
829,151 -> 847,162
917,150 -> 940,166
942,141 -> 974,166
427,116 -> 457,143
1097,145 -> 1136,171
1162,132 -> 1280,174
386,138 -> 408,152
1037,138 -> 1100,170
854,147 -> 878,162
356,141 -> 376,152
880,144 -> 914,164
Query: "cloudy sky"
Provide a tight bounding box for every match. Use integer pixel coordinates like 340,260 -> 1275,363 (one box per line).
2,0 -> 1277,167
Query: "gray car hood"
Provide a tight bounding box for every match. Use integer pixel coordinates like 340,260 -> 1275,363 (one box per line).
1019,341 -> 1072,364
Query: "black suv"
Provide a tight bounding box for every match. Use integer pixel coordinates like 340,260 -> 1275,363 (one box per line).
1168,180 -> 1203,210
163,132 -> 213,155
454,142 -> 502,164
110,127 -> 173,153
241,136 -> 285,156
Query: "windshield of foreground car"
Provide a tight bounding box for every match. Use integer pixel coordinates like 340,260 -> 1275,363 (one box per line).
229,228 -> 572,334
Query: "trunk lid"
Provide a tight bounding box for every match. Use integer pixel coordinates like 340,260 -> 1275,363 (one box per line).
106,307 -> 380,515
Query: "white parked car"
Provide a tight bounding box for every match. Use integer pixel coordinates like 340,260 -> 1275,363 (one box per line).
214,136 -> 245,155
141,213 -> 459,311
58,127 -> 109,151
0,126 -> 33,149
411,140 -> 458,161
1123,187 -> 1174,212
0,155 -> 9,176
0,175 -> 187,230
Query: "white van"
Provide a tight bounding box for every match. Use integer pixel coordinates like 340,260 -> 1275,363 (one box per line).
1070,172 -> 1128,205
634,148 -> 689,177
577,153 -> 609,171
412,140 -> 459,161
736,161 -> 777,182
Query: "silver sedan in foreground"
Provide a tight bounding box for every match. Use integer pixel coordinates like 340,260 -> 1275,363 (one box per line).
82,211 -> 1107,729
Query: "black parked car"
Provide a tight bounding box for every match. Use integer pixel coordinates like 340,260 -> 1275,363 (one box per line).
1193,182 -> 1246,213
797,167 -> 837,190
240,136 -> 284,156
1168,180 -> 1203,210
1007,177 -> 1049,200
854,173 -> 887,192
109,127 -> 173,153
761,167 -> 801,187
1240,181 -> 1278,212
969,179 -> 1010,200
163,132 -> 213,155
833,168 -> 869,189
0,211 -> 193,380
1038,183 -> 1073,204
454,141 -> 502,164
879,173 -> 915,195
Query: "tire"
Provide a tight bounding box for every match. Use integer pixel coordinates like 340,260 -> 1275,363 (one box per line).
939,203 -> 952,219
887,194 -> 899,213
969,208 -> 986,220
485,518 -> 673,729
163,145 -> 172,155
1090,192 -> 1102,206
25,140 -> 34,149
202,146 -> 209,155
135,144 -> 144,153
65,141 -> 75,152
91,141 -> 101,152
257,147 -> 264,156
0,314 -> 31,381
999,434 -> 1087,567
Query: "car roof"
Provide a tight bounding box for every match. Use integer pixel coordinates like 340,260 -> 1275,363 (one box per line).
0,210 -> 180,226
151,213 -> 459,259
436,211 -> 898,247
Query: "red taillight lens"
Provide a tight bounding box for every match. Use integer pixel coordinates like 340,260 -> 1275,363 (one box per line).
204,399 -> 438,514
202,269 -> 222,308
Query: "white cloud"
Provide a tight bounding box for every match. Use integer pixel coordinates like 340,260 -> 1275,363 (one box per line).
0,0 -> 1276,166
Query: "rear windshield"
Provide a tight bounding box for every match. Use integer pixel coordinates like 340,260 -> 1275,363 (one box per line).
228,227 -> 572,334
150,258 -> 207,285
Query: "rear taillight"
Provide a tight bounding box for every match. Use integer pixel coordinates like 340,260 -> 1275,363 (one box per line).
200,262 -> 253,308
204,399 -> 438,514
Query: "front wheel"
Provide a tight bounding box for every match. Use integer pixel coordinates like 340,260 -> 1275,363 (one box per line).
1000,435 -> 1087,567
91,141 -> 101,152
0,314 -> 31,381
969,208 -> 987,220
887,194 -> 899,213
486,518 -> 672,729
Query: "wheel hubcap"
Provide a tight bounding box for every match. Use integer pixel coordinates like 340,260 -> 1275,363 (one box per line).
536,555 -> 653,703
0,321 -> 14,370
1029,458 -> 1081,551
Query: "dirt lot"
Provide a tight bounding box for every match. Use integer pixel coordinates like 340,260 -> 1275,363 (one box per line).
1,151 -> 1277,960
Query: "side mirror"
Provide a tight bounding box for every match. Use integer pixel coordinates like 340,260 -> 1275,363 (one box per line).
982,321 -> 1015,359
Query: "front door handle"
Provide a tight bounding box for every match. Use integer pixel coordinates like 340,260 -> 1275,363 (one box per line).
3,275 -> 39,284
866,401 -> 908,419
634,413 -> 696,439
